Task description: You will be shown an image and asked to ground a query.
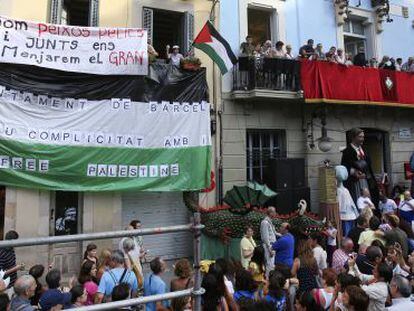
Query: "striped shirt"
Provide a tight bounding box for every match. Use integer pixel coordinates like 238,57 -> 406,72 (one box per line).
0,248 -> 17,287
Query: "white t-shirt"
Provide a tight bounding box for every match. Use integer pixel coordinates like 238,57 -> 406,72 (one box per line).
170,53 -> 183,67
379,199 -> 397,214
357,196 -> 374,210
118,237 -> 141,263
313,245 -> 327,270
398,199 -> 414,212
327,227 -> 337,246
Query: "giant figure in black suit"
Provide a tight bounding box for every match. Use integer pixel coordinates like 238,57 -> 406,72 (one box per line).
341,128 -> 379,208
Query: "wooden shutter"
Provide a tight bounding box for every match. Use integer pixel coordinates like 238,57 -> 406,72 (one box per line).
49,0 -> 63,24
89,0 -> 99,26
184,11 -> 195,55
143,8 -> 154,44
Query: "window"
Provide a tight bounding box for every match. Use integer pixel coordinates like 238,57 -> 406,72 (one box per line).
246,130 -> 286,183
50,0 -> 95,26
143,8 -> 194,59
53,191 -> 81,236
343,19 -> 367,58
247,8 -> 273,47
63,0 -> 90,26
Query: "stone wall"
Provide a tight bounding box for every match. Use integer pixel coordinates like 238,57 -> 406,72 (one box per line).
222,99 -> 414,213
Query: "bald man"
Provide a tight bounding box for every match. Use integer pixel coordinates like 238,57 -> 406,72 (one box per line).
260,206 -> 277,276
10,275 -> 36,311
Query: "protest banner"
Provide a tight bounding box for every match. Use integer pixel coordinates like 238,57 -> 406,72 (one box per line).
0,15 -> 148,75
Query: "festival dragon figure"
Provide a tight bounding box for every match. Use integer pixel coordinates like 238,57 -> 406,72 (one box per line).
183,192 -> 325,243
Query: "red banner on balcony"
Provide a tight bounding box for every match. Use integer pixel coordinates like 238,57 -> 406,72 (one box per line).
301,60 -> 414,108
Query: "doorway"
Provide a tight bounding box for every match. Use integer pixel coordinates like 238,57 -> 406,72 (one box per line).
151,8 -> 185,59
247,8 -> 273,47
346,128 -> 390,178
49,191 -> 83,276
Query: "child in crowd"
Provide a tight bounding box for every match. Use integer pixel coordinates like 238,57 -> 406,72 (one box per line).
325,220 -> 338,268
357,188 -> 376,221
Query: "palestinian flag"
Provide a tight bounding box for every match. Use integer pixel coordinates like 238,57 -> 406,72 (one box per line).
193,21 -> 238,75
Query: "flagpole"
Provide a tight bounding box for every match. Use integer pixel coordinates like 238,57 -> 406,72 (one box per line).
209,1 -> 224,206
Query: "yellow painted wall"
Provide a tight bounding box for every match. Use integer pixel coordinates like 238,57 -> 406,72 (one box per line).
0,0 -> 49,21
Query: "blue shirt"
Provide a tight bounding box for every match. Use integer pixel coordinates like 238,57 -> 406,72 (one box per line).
272,233 -> 295,268
98,267 -> 138,297
39,289 -> 71,311
265,294 -> 286,311
233,290 -> 256,302
144,273 -> 168,311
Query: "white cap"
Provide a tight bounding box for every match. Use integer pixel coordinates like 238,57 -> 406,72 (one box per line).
172,45 -> 179,49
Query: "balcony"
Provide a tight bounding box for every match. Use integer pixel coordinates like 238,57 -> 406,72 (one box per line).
232,56 -> 303,101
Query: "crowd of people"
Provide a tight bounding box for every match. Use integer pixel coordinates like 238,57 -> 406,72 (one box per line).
239,36 -> 414,72
1,196 -> 414,310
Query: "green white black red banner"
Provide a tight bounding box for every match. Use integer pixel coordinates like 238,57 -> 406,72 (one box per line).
0,86 -> 211,191
0,15 -> 148,75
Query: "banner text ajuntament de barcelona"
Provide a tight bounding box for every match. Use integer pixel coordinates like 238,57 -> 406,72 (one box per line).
0,87 -> 211,191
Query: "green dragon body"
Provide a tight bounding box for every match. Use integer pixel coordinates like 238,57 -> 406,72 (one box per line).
184,192 -> 325,242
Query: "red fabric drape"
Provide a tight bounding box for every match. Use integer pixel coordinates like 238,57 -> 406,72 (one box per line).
301,60 -> 414,108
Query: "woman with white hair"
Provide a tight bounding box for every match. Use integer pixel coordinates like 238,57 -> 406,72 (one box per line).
119,237 -> 143,289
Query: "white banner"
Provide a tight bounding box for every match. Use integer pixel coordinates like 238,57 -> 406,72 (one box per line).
0,85 -> 211,149
0,16 -> 148,75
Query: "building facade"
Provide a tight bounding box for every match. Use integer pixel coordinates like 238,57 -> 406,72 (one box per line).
220,0 -> 414,212
0,0 -> 218,276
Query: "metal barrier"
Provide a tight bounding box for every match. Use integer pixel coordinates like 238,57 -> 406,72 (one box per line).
0,212 -> 204,311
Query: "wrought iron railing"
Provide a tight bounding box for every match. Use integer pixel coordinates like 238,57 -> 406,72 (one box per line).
233,56 -> 301,92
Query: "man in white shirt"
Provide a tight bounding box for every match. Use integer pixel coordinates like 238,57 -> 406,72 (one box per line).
310,232 -> 327,272
166,45 -> 183,67
398,190 -> 414,225
260,206 -> 277,277
388,275 -> 413,310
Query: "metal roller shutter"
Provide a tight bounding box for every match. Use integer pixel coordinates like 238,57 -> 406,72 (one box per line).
121,192 -> 192,260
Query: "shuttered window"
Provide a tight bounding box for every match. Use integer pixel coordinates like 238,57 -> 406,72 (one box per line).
246,130 -> 287,183
184,11 -> 195,54
143,7 -> 154,45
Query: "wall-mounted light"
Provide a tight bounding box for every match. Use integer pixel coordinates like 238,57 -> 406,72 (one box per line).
309,106 -> 334,153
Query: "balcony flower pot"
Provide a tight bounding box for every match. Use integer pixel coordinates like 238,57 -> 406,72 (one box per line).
181,57 -> 202,71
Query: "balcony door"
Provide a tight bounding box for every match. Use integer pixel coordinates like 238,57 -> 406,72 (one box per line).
343,18 -> 369,59
143,7 -> 194,59
247,7 -> 277,47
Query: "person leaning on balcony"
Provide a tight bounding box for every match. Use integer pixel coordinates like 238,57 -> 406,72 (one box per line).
299,38 -> 315,58
379,55 -> 395,70
345,53 -> 353,66
312,43 -> 326,61
272,41 -> 285,58
285,44 -> 295,59
166,45 -> 184,67
260,40 -> 274,58
353,46 -> 367,67
240,35 -> 256,57
402,56 -> 414,72
325,46 -> 337,62
334,49 -> 346,65
395,58 -> 403,71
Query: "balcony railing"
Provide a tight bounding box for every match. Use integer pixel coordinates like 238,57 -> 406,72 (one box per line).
233,56 -> 301,92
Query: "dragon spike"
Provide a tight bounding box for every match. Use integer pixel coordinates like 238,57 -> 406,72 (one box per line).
298,199 -> 307,216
